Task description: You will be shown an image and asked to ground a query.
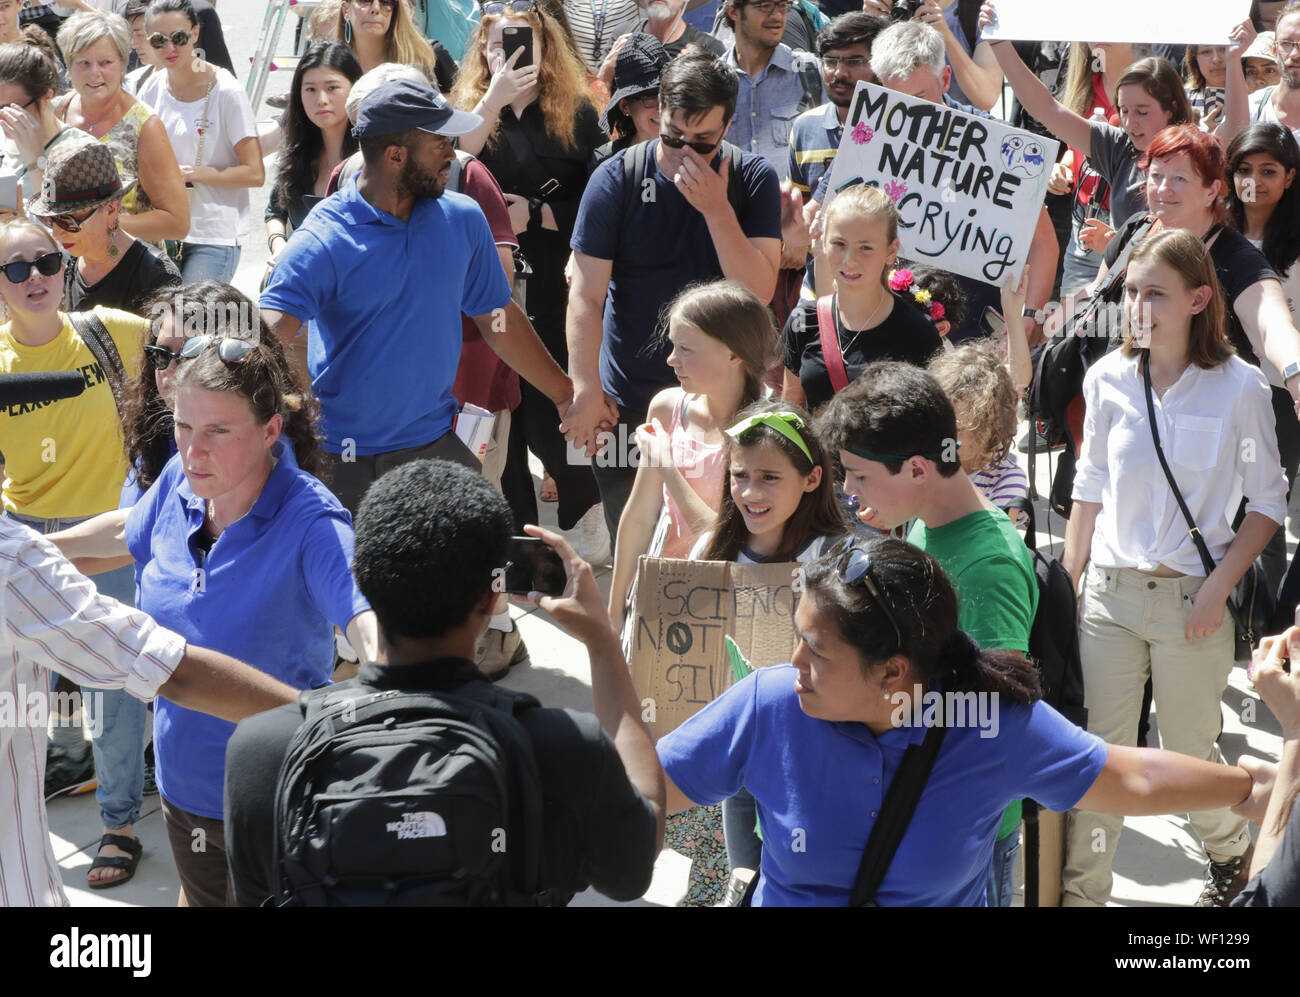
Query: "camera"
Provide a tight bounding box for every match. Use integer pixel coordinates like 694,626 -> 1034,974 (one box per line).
891,0 -> 923,20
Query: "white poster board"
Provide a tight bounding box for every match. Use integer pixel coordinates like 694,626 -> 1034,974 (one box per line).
981,0 -> 1251,46
823,82 -> 1057,288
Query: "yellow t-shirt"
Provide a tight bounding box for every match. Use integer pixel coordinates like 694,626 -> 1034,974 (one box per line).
0,307 -> 148,519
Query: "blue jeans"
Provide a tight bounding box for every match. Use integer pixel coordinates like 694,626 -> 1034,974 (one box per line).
986,827 -> 1020,907
8,510 -> 147,830
177,242 -> 240,284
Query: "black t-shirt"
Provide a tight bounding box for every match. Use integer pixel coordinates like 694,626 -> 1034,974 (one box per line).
660,21 -> 725,59
781,291 -> 943,411
66,239 -> 181,315
1105,213 -> 1277,364
1232,797 -> 1300,907
223,658 -> 659,907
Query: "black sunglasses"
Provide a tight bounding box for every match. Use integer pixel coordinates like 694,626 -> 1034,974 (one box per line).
659,131 -> 721,156
147,29 -> 193,49
143,343 -> 184,370
0,250 -> 63,284
828,539 -> 905,650
179,335 -> 259,365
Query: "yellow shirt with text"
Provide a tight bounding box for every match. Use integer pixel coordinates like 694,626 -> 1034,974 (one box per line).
0,308 -> 147,519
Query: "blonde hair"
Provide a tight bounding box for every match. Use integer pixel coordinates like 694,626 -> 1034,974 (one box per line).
822,185 -> 901,289
57,10 -> 132,64
451,7 -> 594,152
338,0 -> 436,75
307,0 -> 342,42
929,341 -> 1019,470
345,61 -> 429,123
1060,42 -> 1096,118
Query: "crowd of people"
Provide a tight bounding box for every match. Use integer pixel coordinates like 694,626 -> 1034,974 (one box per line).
2,0 -> 1300,910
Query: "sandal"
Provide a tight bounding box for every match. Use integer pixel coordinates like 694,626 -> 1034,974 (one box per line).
87,833 -> 142,890
540,474 -> 558,503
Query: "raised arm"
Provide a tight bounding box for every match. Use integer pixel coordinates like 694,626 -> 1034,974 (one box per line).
1234,278 -> 1300,409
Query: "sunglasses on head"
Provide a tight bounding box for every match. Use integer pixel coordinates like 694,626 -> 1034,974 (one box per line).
0,250 -> 63,284
147,29 -> 193,49
34,204 -> 102,234
827,538 -> 905,650
179,334 -> 259,366
480,0 -> 535,13
659,131 -> 720,156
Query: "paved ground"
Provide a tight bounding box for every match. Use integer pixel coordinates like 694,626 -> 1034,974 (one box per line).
43,5 -> 1290,907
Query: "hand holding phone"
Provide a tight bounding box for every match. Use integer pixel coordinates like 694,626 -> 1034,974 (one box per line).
502,25 -> 533,69
505,535 -> 567,596
518,524 -> 619,645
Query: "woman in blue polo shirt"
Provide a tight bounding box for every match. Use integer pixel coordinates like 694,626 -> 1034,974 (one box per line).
657,536 -> 1257,905
51,283 -> 379,907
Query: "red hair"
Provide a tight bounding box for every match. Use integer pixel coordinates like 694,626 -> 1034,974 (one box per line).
1138,124 -> 1229,222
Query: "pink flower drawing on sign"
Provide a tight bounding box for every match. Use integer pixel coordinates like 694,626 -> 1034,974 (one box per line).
851,122 -> 874,145
883,179 -> 907,203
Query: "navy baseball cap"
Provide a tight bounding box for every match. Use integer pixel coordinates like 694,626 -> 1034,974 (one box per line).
352,79 -> 482,139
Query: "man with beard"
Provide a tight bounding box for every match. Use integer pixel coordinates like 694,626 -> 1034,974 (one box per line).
260,79 -> 573,516
1243,1 -> 1300,145
632,0 -> 724,58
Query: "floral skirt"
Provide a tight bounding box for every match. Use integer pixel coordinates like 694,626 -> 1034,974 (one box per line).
663,804 -> 730,907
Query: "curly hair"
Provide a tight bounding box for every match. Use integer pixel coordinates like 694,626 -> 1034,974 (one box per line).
928,341 -> 1018,472
450,5 -> 595,152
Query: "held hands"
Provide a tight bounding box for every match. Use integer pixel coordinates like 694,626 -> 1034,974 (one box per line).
523,524 -> 617,645
674,146 -> 731,220
485,46 -> 539,112
560,388 -> 619,458
1248,627 -> 1300,738
1079,218 -> 1117,254
1185,578 -> 1230,642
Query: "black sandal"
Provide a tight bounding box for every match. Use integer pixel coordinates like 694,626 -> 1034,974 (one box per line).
87,833 -> 142,890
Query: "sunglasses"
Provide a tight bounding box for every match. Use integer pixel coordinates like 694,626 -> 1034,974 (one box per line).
179,334 -> 259,365
143,343 -> 184,370
659,130 -> 721,156
828,539 -> 905,650
480,0 -> 535,12
0,250 -> 63,284
35,204 -> 102,234
148,30 -> 193,49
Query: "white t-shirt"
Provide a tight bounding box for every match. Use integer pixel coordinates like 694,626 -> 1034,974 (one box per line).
137,67 -> 258,246
1249,86 -> 1300,148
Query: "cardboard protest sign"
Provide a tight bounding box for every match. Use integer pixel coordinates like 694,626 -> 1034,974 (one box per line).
981,0 -> 1250,46
823,82 -> 1057,288
627,557 -> 799,739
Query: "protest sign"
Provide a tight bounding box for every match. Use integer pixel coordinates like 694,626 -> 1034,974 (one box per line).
823,81 -> 1057,288
980,0 -> 1250,46
626,557 -> 799,739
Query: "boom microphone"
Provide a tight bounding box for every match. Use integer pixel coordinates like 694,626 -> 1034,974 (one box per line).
0,371 -> 88,408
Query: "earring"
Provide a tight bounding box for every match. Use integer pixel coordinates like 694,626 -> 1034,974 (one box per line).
344,18 -> 352,44
882,690 -> 891,700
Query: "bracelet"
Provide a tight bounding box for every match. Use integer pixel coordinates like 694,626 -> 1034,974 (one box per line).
268,233 -> 286,252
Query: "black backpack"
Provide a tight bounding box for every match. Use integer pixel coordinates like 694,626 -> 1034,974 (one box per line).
621,138 -> 748,221
270,680 -> 560,906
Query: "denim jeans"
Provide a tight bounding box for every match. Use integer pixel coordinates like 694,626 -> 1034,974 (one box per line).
175,242 -> 240,284
7,510 -> 147,830
986,827 -> 1020,907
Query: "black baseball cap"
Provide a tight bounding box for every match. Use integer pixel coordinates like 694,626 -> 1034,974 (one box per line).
352,79 -> 482,139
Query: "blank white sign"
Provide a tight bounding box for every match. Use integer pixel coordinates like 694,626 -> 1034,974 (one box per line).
981,0 -> 1253,46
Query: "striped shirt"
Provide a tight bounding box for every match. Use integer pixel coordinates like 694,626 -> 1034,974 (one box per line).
564,0 -> 641,73
788,101 -> 843,195
971,455 -> 1030,517
0,516 -> 185,907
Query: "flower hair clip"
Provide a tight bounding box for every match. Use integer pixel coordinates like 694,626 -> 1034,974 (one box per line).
888,269 -> 947,322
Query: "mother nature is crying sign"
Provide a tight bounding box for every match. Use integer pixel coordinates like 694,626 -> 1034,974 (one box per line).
823,81 -> 1058,288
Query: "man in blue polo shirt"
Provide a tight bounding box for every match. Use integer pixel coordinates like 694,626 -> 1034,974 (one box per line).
564,50 -> 782,539
260,79 -> 573,515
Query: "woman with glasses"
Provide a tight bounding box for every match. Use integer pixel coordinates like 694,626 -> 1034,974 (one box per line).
589,31 -> 667,172
337,0 -> 454,88
655,534 -> 1264,905
136,0 -> 263,283
54,11 -> 189,244
50,281 -> 380,907
453,0 -> 606,540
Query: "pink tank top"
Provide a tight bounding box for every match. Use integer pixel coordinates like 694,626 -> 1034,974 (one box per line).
660,393 -> 729,560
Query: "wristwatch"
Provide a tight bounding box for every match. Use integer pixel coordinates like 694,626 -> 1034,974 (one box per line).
1283,359 -> 1300,385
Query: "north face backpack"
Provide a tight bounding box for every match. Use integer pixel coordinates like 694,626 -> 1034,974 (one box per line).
270,681 -> 560,906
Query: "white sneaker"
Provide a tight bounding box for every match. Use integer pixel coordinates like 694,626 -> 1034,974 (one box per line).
567,503 -> 612,567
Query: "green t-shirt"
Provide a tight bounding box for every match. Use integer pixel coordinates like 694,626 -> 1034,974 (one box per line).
908,508 -> 1038,840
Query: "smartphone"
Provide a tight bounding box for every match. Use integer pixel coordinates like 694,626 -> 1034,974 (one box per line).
504,536 -> 566,596
502,25 -> 533,69
979,304 -> 1007,340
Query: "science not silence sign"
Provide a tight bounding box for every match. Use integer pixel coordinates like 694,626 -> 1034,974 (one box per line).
823,81 -> 1058,288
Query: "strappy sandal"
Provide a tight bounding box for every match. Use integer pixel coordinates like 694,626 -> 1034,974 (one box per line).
87,833 -> 142,890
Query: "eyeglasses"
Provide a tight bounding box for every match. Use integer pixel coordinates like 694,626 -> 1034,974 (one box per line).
659,130 -> 721,156
479,0 -> 535,14
829,539 -> 905,651
351,0 -> 397,9
820,55 -> 870,71
747,0 -> 793,13
0,250 -> 63,284
143,343 -> 184,370
35,204 -> 102,234
1277,40 -> 1300,56
148,30 -> 193,49
179,334 -> 259,366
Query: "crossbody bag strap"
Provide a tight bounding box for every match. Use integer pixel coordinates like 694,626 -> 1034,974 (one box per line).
68,310 -> 126,419
1141,359 -> 1218,577
816,295 -> 850,394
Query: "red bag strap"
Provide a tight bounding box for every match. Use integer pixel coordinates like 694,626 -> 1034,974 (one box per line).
816,295 -> 850,395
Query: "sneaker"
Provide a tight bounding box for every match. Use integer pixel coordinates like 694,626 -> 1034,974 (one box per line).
1194,846 -> 1253,907
715,868 -> 756,907
475,626 -> 529,682
141,742 -> 158,797
567,503 -> 612,567
44,746 -> 97,800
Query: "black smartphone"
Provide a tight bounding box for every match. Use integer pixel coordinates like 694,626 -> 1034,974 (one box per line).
502,25 -> 533,69
505,536 -> 566,596
979,305 -> 1007,340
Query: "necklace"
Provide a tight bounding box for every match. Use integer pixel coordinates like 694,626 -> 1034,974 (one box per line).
835,289 -> 890,357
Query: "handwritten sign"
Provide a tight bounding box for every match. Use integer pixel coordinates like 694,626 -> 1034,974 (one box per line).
981,0 -> 1251,46
626,557 -> 800,739
823,82 -> 1057,288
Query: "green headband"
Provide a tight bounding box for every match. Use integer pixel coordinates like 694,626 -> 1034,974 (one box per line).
844,442 -> 959,464
726,411 -> 813,462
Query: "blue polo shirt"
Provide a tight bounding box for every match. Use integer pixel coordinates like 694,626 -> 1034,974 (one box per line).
260,179 -> 511,456
571,141 -> 782,413
125,442 -> 371,819
658,664 -> 1108,906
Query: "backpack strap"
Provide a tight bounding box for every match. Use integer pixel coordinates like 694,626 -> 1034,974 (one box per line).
848,713 -> 948,906
815,294 -> 850,394
68,310 -> 126,419
1005,494 -> 1036,551
624,139 -> 747,223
